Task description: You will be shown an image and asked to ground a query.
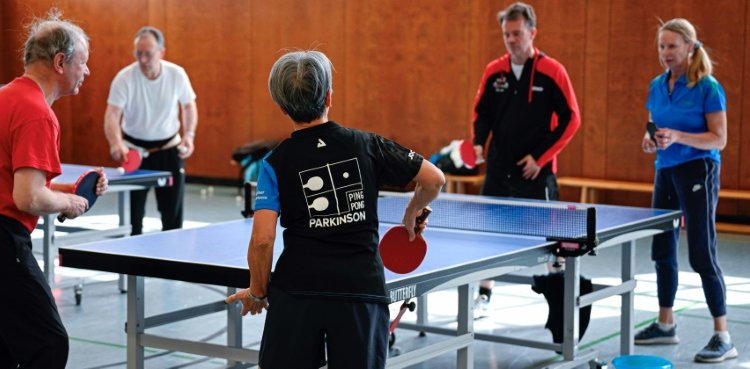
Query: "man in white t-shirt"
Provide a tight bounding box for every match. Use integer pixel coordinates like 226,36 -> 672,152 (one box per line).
104,26 -> 198,235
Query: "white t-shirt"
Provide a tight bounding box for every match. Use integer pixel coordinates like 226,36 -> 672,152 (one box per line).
511,62 -> 524,80
107,60 -> 196,141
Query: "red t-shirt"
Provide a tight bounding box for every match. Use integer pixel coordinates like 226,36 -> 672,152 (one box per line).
0,77 -> 62,233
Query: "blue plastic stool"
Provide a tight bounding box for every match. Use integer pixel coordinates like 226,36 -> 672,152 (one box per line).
612,355 -> 673,369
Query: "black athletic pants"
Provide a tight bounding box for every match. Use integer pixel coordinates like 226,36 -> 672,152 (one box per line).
0,215 -> 68,369
130,147 -> 185,235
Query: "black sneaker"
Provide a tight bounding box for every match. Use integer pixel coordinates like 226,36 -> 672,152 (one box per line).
634,322 -> 679,345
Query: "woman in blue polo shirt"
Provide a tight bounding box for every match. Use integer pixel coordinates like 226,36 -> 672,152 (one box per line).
634,18 -> 737,363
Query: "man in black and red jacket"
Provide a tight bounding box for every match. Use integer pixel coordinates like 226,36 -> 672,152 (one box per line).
471,2 -> 580,309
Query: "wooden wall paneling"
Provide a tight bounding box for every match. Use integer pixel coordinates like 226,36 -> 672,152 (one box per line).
147,0 -> 167,27
599,0 -> 660,206
739,0 -> 750,216
1,0 -> 34,82
580,1 -> 610,179
0,1 -> 4,83
605,0 -> 660,186
682,1 -> 746,215
37,1 -> 75,163
249,0 -> 347,166
3,0 -> 750,214
346,0 -> 424,147
164,0 -> 253,179
527,0 -> 587,179
341,1 -> 382,134
342,0 -> 473,159
673,1 -> 744,186
465,1 -> 500,138
59,1 -> 151,166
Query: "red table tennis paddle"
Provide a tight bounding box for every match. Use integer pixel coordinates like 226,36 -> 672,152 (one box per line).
459,139 -> 480,168
118,149 -> 142,174
379,207 -> 432,274
57,170 -> 100,222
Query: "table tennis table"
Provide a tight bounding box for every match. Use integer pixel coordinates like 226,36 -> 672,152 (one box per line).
58,192 -> 681,369
40,164 -> 171,288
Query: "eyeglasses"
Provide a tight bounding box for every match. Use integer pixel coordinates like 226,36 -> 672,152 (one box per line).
134,50 -> 159,60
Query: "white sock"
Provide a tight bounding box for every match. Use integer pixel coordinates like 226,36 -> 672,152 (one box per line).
716,331 -> 731,343
658,321 -> 675,331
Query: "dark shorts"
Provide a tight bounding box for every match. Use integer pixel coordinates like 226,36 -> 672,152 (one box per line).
259,286 -> 389,369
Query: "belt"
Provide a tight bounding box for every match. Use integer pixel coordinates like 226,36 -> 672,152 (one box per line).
124,134 -> 181,154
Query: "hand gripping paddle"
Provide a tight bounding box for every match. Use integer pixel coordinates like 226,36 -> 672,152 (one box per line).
118,149 -> 142,174
459,139 -> 482,168
646,121 -> 658,143
57,170 -> 100,222
379,207 -> 432,274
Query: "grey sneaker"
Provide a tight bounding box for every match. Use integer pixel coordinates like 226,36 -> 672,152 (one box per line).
473,294 -> 490,318
634,322 -> 679,344
694,334 -> 738,363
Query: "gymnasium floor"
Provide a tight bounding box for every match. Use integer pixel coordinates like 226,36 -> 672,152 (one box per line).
36,184 -> 750,368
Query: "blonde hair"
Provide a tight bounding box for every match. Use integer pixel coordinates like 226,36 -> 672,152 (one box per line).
659,18 -> 712,87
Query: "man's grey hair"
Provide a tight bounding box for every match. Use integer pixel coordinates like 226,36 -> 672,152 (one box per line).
23,8 -> 89,66
134,26 -> 165,49
268,50 -> 333,123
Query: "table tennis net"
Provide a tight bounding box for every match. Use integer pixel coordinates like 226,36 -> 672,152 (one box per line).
377,194 -> 596,244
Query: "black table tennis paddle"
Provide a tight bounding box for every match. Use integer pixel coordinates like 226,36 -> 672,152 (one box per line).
57,170 -> 100,222
646,121 -> 657,143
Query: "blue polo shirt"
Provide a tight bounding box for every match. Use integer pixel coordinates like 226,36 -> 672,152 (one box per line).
646,71 -> 725,169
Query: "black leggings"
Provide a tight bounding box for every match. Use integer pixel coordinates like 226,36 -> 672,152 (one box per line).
0,215 -> 68,369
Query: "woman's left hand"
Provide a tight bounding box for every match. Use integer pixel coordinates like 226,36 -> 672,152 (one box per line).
655,128 -> 681,149
225,288 -> 269,316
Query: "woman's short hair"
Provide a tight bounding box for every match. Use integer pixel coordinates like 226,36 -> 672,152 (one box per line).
268,51 -> 333,123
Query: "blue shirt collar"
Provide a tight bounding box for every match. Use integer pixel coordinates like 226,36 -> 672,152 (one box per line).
665,69 -> 688,86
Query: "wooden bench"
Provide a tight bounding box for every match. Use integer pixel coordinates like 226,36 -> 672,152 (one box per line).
557,176 -> 750,234
444,174 -> 485,194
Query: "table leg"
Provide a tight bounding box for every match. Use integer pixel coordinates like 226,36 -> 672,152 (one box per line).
416,295 -> 429,329
226,287 -> 243,368
456,284 -> 474,369
620,241 -> 636,354
42,214 -> 55,284
562,257 -> 581,360
127,275 -> 145,369
119,191 -> 131,292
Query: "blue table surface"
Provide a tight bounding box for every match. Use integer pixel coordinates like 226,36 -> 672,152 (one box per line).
54,163 -> 170,185
61,198 -> 678,282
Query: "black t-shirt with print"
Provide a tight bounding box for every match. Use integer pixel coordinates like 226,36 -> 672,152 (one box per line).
265,121 -> 423,303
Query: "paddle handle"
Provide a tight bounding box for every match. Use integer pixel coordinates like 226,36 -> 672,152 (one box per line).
414,206 -> 432,234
